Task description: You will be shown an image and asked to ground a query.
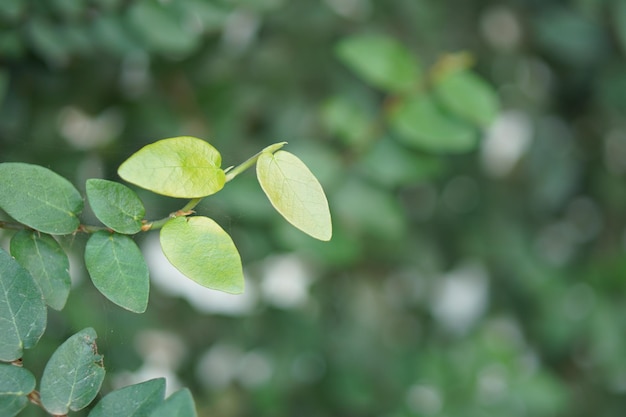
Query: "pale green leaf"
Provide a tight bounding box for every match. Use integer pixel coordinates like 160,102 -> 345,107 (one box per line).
85,232 -> 150,313
40,328 -> 105,415
0,163 -> 83,234
160,216 -> 244,294
0,248 -> 46,362
118,136 -> 225,198
257,150 -> 332,241
10,230 -> 71,310
86,179 -> 145,234
336,34 -> 420,92
89,378 -> 165,417
0,364 -> 36,417
149,389 -> 197,417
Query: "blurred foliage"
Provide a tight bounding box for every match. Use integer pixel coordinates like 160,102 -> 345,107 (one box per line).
3,0 -> 626,416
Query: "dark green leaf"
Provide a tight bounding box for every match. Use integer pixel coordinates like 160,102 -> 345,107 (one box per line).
40,328 -> 105,415
10,230 -> 71,310
85,231 -> 149,313
160,216 -> 244,294
390,94 -> 477,153
336,34 -> 420,92
86,179 -> 145,234
149,388 -> 197,417
0,163 -> 83,234
88,378 -> 165,417
0,364 -> 36,417
0,248 -> 46,362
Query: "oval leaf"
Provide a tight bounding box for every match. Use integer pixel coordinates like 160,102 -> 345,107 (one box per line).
434,69 -> 499,127
0,163 -> 83,234
89,378 -> 165,417
0,364 -> 36,417
0,248 -> 46,362
118,136 -> 225,198
10,230 -> 71,310
257,150 -> 332,241
160,216 -> 244,294
40,328 -> 105,415
335,34 -> 420,92
149,389 -> 197,417
390,94 -> 477,153
86,179 -> 146,234
85,231 -> 150,313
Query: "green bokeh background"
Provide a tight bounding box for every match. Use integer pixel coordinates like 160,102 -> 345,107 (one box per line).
2,0 -> 626,415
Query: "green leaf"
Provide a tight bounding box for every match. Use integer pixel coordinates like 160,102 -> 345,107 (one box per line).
434,70 -> 499,127
89,378 -> 165,417
149,388 -> 197,417
336,34 -> 420,92
160,216 -> 244,294
86,179 -> 145,234
0,248 -> 46,362
0,163 -> 83,234
40,328 -> 105,415
0,364 -> 36,417
256,150 -> 332,241
85,231 -> 150,313
321,96 -> 372,147
390,94 -> 477,153
10,230 -> 71,310
118,136 -> 226,198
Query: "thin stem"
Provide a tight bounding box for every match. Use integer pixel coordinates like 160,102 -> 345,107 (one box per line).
225,142 -> 286,183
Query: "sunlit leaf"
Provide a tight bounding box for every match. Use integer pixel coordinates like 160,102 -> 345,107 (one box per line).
10,230 -> 71,310
0,248 -> 46,362
85,231 -> 149,313
390,94 -> 477,153
86,179 -> 145,234
118,136 -> 225,198
88,378 -> 165,417
0,364 -> 36,417
40,328 -> 105,415
336,34 -> 420,92
149,389 -> 197,417
257,150 -> 332,241
160,216 -> 244,294
0,163 -> 83,234
434,70 -> 499,127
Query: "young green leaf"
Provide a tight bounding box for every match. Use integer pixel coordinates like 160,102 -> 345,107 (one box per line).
84,231 -> 150,313
0,248 -> 46,362
118,136 -> 226,198
86,179 -> 146,234
257,150 -> 332,241
0,163 -> 83,234
40,328 -> 105,415
0,364 -> 36,417
10,230 -> 71,310
336,34 -> 420,92
390,94 -> 477,153
434,69 -> 499,127
149,388 -> 197,417
88,378 -> 165,417
160,216 -> 244,294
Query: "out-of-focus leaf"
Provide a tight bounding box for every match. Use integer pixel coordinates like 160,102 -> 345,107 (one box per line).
85,231 -> 149,313
390,94 -> 477,153
0,163 -> 83,234
26,18 -> 69,63
0,0 -> 24,20
434,70 -> 499,127
160,216 -> 244,294
257,150 -> 332,241
86,179 -> 145,234
0,364 -> 35,417
88,378 -> 165,417
10,230 -> 71,310
336,34 -> 420,92
118,136 -> 225,198
40,328 -> 105,415
149,388 -> 197,417
321,96 -> 372,147
0,248 -> 46,362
